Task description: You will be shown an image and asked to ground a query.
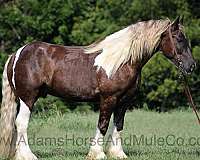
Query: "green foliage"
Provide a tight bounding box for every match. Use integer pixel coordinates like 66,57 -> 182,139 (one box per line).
73,103 -> 92,114
189,46 -> 200,105
34,96 -> 94,115
0,52 -> 8,99
34,96 -> 70,116
0,0 -> 199,112
139,53 -> 182,110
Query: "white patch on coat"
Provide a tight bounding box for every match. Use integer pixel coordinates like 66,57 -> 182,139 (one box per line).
12,45 -> 27,89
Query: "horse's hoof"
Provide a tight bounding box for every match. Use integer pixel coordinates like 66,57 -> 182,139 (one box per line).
86,150 -> 107,160
108,148 -> 128,159
15,150 -> 38,160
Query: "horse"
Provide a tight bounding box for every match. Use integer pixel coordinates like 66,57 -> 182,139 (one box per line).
0,17 -> 196,160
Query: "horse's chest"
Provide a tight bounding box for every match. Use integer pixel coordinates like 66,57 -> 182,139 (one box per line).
96,64 -> 140,97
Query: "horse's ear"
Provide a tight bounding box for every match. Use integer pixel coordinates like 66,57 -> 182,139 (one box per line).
171,16 -> 180,31
180,16 -> 184,25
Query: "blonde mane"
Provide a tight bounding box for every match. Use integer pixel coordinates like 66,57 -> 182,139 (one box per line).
84,19 -> 171,78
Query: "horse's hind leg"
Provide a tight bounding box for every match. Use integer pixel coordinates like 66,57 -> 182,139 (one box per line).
15,96 -> 38,160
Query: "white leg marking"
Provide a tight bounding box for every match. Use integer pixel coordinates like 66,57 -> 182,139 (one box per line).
87,128 -> 106,160
12,45 -> 27,89
15,99 -> 38,160
108,124 -> 127,159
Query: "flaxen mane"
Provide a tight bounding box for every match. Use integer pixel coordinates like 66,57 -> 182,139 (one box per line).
84,19 -> 171,78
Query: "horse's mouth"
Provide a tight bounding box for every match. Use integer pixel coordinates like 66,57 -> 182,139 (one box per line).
178,61 -> 195,75
172,60 -> 193,75
180,68 -> 192,75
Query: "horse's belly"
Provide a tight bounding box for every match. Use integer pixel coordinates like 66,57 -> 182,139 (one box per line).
50,65 -> 98,101
50,80 -> 99,101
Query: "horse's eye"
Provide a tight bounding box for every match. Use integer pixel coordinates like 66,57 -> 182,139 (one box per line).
176,37 -> 183,43
173,34 -> 183,43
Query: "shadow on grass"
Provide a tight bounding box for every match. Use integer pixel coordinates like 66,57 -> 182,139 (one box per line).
126,148 -> 200,157
34,148 -> 87,158
33,147 -> 200,159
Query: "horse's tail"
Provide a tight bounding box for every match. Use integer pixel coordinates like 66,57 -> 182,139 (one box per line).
0,55 -> 17,159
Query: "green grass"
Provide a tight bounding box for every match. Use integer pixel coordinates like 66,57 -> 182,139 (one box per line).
28,110 -> 200,160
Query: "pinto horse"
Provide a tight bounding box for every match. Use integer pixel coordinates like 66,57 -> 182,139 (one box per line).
0,17 -> 195,160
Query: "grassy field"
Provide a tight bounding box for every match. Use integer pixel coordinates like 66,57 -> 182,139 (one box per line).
28,110 -> 200,160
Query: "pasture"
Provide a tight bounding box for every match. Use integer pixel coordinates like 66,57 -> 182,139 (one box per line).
27,109 -> 200,160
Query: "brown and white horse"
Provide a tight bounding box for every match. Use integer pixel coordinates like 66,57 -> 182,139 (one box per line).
0,17 -> 195,160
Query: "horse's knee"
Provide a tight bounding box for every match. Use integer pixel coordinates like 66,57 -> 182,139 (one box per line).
98,112 -> 113,135
98,96 -> 117,135
98,124 -> 108,136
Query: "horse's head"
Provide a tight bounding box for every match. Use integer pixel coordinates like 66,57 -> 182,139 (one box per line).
159,17 -> 196,74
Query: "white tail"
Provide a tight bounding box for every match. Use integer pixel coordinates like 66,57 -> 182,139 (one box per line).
0,56 -> 18,159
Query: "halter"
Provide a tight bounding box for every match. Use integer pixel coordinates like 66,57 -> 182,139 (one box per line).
168,25 -> 186,70
168,25 -> 200,125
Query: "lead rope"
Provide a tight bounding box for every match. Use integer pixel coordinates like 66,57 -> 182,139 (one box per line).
183,76 -> 200,124
168,25 -> 200,125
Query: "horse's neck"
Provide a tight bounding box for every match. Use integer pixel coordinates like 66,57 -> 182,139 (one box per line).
141,40 -> 163,67
129,51 -> 156,70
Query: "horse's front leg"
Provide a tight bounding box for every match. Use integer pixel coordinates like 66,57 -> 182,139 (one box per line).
108,104 -> 128,159
108,89 -> 139,159
108,74 -> 140,159
87,96 -> 117,160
